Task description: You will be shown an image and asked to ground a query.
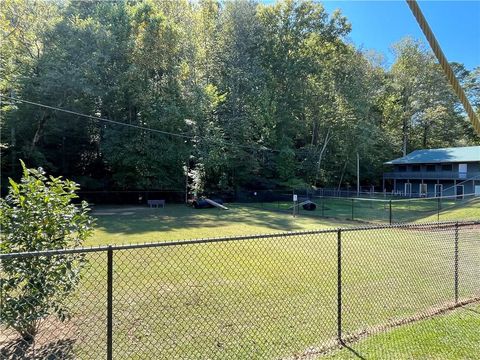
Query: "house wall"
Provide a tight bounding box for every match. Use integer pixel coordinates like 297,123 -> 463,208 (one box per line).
393,179 -> 480,196
467,162 -> 480,173
388,161 -> 480,196
393,162 -> 480,173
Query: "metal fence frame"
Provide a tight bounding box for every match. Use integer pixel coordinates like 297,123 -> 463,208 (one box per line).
246,193 -> 478,224
1,221 -> 479,359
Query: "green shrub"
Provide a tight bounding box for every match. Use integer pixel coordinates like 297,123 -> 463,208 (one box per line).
0,161 -> 94,341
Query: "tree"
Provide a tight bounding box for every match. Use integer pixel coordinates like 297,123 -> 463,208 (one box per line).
257,0 -> 352,186
2,1 -> 478,194
0,161 -> 93,341
387,38 -> 468,155
0,0 -> 61,179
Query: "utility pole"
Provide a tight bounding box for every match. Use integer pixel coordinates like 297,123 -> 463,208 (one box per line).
356,152 -> 360,197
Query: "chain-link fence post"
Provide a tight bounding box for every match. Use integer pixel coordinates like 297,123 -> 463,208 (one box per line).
337,229 -> 343,345
107,246 -> 114,360
351,198 -> 354,221
437,196 -> 441,222
454,222 -> 459,304
389,200 -> 392,224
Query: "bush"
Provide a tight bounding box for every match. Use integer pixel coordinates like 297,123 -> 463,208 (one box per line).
0,161 -> 94,341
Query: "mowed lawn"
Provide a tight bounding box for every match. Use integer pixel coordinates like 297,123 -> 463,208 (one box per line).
259,196 -> 480,224
422,197 -> 480,222
327,303 -> 480,359
47,203 -> 479,359
4,203 -> 475,357
89,204 -> 357,246
90,198 -> 480,247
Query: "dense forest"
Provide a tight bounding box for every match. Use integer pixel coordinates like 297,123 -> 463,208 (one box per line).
1,0 -> 479,195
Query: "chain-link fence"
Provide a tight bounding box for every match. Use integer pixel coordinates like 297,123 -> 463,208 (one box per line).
1,221 -> 479,359
241,191 -> 479,224
75,188 -> 479,224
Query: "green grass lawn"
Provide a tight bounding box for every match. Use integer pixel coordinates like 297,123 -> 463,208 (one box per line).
326,303 -> 480,359
250,196 -> 480,224
422,197 -> 480,222
89,204 -> 357,246
2,203 -> 478,359
90,198 -> 480,248
53,203 -> 477,359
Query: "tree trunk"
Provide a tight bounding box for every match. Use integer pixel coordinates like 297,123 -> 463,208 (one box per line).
422,124 -> 428,148
314,128 -> 331,186
337,159 -> 349,190
30,112 -> 48,156
402,115 -> 408,157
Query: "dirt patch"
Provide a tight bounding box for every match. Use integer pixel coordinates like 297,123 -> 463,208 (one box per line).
0,317 -> 77,359
94,211 -> 135,216
92,206 -> 145,213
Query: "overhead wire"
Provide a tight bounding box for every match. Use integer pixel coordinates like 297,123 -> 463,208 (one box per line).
7,2 -> 476,157
406,0 -> 480,135
0,94 -> 280,153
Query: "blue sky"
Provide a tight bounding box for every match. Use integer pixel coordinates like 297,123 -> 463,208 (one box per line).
322,1 -> 480,70
265,1 -> 480,70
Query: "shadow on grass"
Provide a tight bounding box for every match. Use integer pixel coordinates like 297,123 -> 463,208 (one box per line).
92,204 -> 351,236
343,344 -> 367,359
461,305 -> 480,315
0,338 -> 75,360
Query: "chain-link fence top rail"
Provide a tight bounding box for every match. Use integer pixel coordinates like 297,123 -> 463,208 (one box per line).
1,221 -> 479,359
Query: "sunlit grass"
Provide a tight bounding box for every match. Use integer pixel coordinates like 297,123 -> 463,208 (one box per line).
4,202 -> 476,358
421,198 -> 480,222
326,303 -> 480,359
89,204 -> 357,246
258,196 -> 480,224
58,203 -> 480,358
89,197 -> 480,248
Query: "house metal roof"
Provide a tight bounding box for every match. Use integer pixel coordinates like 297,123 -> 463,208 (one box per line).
385,146 -> 480,165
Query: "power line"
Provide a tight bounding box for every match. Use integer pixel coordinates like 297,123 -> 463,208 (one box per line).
1,95 -> 191,138
406,0 -> 480,135
0,94 -> 280,153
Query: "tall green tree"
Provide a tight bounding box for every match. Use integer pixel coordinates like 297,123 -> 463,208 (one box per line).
2,0 -> 478,194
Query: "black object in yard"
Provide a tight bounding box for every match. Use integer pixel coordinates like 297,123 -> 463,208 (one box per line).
193,198 -> 224,209
303,202 -> 316,211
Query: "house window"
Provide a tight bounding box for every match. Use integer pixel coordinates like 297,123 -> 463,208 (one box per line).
426,165 -> 436,172
398,165 -> 406,172
411,165 -> 421,172
442,164 -> 453,172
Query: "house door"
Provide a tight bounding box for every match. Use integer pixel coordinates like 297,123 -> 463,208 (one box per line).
456,185 -> 464,199
404,183 -> 412,197
458,164 -> 467,179
419,183 -> 428,197
434,184 -> 443,197
475,185 -> 480,196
